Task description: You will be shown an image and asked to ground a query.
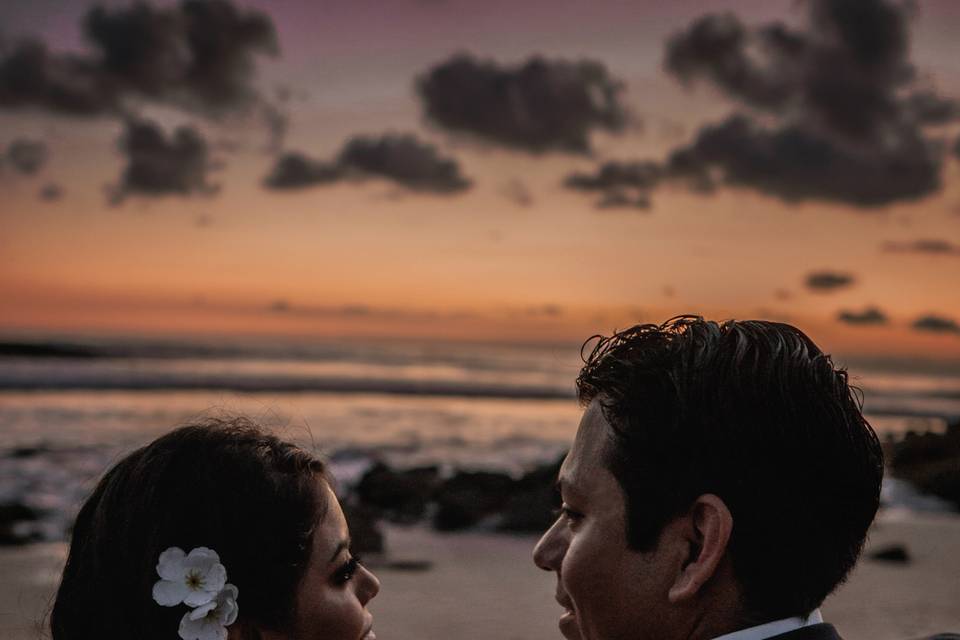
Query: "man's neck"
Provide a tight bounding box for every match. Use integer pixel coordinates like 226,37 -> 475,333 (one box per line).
710,609 -> 824,640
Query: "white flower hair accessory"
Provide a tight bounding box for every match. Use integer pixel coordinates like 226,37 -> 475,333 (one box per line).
153,546 -> 240,640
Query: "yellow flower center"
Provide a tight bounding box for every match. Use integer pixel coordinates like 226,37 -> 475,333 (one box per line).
185,570 -> 205,590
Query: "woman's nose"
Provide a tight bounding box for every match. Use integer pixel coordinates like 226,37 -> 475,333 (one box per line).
359,564 -> 381,604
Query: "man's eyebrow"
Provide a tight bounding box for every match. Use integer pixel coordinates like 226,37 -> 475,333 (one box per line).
329,538 -> 351,564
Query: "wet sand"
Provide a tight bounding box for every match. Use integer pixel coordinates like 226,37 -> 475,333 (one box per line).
3,511 -> 958,640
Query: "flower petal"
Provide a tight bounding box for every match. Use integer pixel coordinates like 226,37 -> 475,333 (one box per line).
203,563 -> 227,593
157,547 -> 186,580
215,583 -> 239,626
186,547 -> 220,566
178,610 -> 204,640
189,601 -> 217,621
183,588 -> 217,608
197,619 -> 228,640
153,579 -> 189,607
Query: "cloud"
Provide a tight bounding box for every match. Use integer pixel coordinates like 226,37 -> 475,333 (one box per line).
263,152 -> 341,189
659,115 -> 940,207
110,118 -> 219,203
0,40 -> 120,115
84,0 -> 277,116
837,306 -> 888,325
663,1 -> 926,143
39,182 -> 64,201
417,53 -> 628,153
805,271 -> 855,291
564,158 -> 710,209
5,138 -> 48,174
0,0 -> 277,119
883,239 -> 960,255
912,314 -> 960,334
264,133 -> 470,194
571,0 -> 953,209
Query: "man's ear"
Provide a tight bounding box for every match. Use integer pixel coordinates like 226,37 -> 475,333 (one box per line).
667,494 -> 733,604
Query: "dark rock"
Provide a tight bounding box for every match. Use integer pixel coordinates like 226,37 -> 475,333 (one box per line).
433,471 -> 516,531
498,455 -> 564,533
887,420 -> 960,510
341,500 -> 385,555
383,560 -> 433,572
355,463 -> 441,523
869,544 -> 911,563
0,502 -> 42,546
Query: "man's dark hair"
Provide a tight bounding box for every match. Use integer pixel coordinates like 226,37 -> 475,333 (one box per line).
576,316 -> 883,622
50,417 -> 329,640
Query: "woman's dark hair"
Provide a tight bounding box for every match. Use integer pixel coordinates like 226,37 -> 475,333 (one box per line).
50,417 -> 329,640
576,316 -> 884,623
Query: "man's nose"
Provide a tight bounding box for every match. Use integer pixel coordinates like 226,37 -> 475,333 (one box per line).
533,518 -> 565,572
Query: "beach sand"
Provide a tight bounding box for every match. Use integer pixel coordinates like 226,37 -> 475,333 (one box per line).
2,511 -> 958,640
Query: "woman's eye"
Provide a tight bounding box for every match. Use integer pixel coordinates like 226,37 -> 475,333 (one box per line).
333,556 -> 361,584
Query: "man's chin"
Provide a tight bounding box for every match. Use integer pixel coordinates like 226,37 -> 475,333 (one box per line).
558,609 -> 582,640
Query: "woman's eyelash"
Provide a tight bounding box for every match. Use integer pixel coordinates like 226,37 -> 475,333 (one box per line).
334,556 -> 362,583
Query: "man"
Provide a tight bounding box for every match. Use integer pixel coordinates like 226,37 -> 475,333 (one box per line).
533,316 -> 884,640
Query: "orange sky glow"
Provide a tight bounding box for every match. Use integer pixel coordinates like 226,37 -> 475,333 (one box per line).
1,0 -> 959,360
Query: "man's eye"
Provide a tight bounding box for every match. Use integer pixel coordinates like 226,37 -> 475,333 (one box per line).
554,505 -> 583,523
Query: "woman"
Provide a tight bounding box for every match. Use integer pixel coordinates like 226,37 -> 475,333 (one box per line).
50,417 -> 380,640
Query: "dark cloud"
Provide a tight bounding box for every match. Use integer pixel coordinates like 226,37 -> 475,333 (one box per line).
0,0 -> 277,119
805,271 -> 855,291
912,315 -> 960,334
660,115 -> 940,207
883,239 -> 960,255
573,0 -> 952,210
664,13 -> 800,113
598,190 -> 651,210
0,40 -> 120,115
264,133 -> 470,194
5,138 -> 48,174
664,1 -> 920,143
110,118 -> 219,203
263,152 -> 341,189
84,0 -> 277,115
417,53 -> 628,153
837,306 -> 888,325
564,158 -> 711,208
39,182 -> 64,201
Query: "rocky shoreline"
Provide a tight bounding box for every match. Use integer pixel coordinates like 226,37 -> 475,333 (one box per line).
4,417 -> 959,551
885,418 -> 960,511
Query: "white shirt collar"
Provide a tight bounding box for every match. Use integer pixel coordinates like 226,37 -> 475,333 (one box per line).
711,609 -> 823,640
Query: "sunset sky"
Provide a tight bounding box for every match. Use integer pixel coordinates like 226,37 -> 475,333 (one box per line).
1,0 -> 959,358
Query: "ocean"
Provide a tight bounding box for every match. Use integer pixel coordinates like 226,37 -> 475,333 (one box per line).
2,334 -> 959,540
